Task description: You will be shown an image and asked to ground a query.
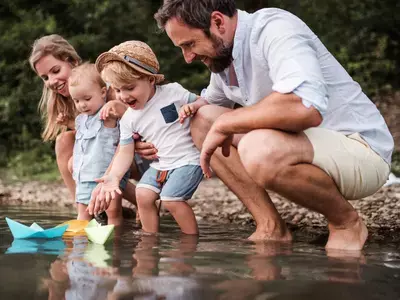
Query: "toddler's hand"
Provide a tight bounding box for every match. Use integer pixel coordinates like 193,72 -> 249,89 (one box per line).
179,103 -> 197,124
100,101 -> 127,120
87,175 -> 122,215
87,183 -> 102,215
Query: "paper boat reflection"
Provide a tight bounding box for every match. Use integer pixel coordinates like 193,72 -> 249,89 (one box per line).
5,217 -> 68,239
6,238 -> 66,255
84,243 -> 112,268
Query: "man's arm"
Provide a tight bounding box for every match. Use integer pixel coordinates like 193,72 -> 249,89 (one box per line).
199,92 -> 322,178
215,92 -> 322,135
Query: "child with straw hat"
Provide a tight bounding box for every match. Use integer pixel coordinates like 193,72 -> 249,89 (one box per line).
91,41 -> 209,235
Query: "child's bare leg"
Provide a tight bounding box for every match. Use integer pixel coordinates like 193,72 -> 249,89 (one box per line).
136,188 -> 160,233
123,161 -> 142,223
106,193 -> 123,226
123,181 -> 141,223
77,203 -> 92,220
162,201 -> 198,235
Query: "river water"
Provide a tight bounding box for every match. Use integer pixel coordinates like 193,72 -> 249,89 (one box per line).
0,205 -> 399,299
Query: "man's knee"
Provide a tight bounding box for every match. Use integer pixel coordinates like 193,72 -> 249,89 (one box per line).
190,105 -> 232,148
190,106 -> 213,148
238,130 -> 283,187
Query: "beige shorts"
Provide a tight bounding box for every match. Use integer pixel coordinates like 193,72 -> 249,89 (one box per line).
304,128 -> 390,200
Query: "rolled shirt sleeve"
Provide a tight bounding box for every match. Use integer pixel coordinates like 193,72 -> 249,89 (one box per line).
262,18 -> 329,116
187,92 -> 198,104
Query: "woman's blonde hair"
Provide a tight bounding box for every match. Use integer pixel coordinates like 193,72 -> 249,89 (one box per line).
101,60 -> 153,88
29,34 -> 82,141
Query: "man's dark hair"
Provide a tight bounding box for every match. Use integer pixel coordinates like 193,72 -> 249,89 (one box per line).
154,0 -> 236,36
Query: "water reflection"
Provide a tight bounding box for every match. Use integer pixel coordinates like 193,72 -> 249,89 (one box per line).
39,232 -> 207,299
42,235 -> 119,300
324,249 -> 366,283
6,238 -> 66,255
111,234 -> 205,299
1,207 -> 400,300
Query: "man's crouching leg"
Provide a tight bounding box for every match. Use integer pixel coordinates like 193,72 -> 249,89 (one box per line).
237,128 -> 385,251
191,105 -> 292,242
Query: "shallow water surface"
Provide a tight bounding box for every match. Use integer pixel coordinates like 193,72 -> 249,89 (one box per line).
0,206 -> 399,300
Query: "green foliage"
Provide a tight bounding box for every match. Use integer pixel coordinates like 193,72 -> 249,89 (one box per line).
5,143 -> 59,181
392,152 -> 400,177
0,0 -> 399,179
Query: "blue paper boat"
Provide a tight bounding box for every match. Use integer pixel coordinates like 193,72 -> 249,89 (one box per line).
6,239 -> 66,255
5,217 -> 68,239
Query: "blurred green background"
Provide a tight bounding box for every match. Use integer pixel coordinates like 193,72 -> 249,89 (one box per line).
0,0 -> 399,181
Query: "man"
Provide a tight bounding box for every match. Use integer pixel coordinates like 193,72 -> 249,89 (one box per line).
153,0 -> 393,250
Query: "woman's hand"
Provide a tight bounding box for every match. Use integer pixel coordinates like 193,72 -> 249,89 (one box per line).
133,133 -> 158,160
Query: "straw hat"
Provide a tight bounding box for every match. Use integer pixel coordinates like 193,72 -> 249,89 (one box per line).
95,41 -> 164,83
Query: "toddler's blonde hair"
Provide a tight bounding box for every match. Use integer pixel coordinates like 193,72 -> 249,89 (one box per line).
69,63 -> 106,89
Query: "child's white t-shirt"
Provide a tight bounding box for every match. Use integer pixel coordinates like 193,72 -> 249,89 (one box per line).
119,83 -> 200,171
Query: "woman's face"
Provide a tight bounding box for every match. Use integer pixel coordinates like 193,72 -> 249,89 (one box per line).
35,54 -> 73,97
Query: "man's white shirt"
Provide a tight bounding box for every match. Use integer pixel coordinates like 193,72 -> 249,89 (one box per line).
205,8 -> 393,164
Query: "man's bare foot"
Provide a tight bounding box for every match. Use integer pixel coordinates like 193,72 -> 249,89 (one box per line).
248,226 -> 292,242
326,217 -> 368,251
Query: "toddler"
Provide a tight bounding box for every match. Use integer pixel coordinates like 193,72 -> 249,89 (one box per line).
93,41 -> 208,234
68,63 -> 128,224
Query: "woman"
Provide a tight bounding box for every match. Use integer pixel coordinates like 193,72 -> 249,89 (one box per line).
28,34 -> 154,212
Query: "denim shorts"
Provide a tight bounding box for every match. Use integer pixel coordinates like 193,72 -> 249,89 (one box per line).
75,176 -> 128,205
137,165 -> 203,201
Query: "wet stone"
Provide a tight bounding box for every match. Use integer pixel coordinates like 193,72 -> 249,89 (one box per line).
0,178 -> 400,231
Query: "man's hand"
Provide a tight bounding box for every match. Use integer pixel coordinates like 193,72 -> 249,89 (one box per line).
200,123 -> 233,178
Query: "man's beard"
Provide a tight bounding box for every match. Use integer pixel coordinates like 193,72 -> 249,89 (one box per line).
206,33 -> 233,73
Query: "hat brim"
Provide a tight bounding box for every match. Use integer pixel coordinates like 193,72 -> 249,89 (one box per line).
95,52 -> 164,84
